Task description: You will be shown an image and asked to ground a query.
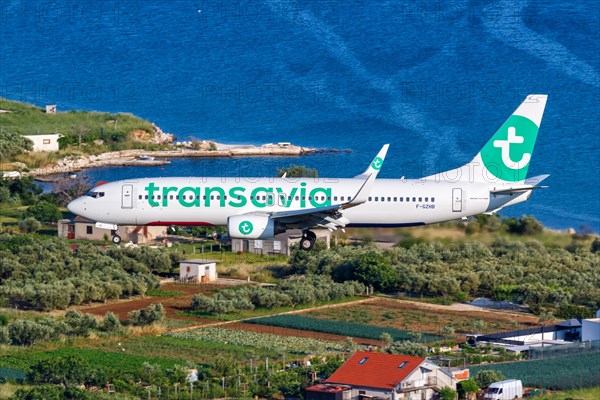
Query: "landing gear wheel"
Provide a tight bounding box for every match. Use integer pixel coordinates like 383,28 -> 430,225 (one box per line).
112,235 -> 122,244
300,230 -> 316,251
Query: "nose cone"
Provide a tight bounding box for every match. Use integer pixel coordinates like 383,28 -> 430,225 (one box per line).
67,197 -> 85,216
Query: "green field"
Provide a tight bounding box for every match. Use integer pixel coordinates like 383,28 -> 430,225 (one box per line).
0,98 -> 153,139
247,314 -> 446,343
470,352 -> 600,390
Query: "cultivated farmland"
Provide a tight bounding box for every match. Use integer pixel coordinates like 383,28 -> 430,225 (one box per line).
470,352 -> 600,390
305,298 -> 541,335
169,327 -> 347,353
247,315 -> 444,343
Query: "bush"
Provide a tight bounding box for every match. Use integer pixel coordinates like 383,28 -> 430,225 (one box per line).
101,312 -> 122,332
64,310 -> 99,336
474,370 -> 507,388
22,200 -> 62,222
19,217 -> 41,233
128,303 -> 165,326
439,387 -> 457,400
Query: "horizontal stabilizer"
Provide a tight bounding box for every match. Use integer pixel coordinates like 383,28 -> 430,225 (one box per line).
490,185 -> 548,195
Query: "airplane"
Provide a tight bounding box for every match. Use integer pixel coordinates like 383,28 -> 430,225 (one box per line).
67,94 -> 549,251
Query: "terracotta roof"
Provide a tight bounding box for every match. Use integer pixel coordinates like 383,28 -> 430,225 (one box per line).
326,351 -> 426,390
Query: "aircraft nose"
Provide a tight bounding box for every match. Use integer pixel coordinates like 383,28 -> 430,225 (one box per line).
67,197 -> 86,216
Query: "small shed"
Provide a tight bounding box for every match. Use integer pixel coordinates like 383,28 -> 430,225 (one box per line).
179,259 -> 217,283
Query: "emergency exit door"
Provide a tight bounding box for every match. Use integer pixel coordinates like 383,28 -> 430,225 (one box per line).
122,184 -> 133,209
452,188 -> 462,212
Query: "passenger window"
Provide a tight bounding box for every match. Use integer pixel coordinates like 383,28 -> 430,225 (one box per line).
145,195 -> 148,199
432,197 -> 435,202
368,197 -> 372,201
425,197 -> 429,202
412,197 -> 416,202
400,197 -> 403,202
138,195 -> 142,200
419,197 -> 422,202
393,197 -> 397,201
334,196 -> 338,201
387,197 -> 391,202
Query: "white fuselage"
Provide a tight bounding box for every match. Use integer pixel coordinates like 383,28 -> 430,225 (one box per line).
68,177 -> 527,228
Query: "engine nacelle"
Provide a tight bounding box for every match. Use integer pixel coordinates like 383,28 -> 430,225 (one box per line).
227,214 -> 285,239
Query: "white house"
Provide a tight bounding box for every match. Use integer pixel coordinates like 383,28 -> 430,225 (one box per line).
582,318 -> 600,342
23,134 -> 63,152
179,259 -> 217,283
307,351 -> 466,400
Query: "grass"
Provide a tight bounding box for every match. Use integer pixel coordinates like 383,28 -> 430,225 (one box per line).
0,98 -> 166,167
536,387 -> 600,400
0,383 -> 31,399
0,98 -> 153,139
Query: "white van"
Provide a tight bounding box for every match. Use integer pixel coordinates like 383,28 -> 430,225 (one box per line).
483,379 -> 523,400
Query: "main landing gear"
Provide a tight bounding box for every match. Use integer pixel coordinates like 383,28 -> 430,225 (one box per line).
111,229 -> 122,244
300,230 -> 317,251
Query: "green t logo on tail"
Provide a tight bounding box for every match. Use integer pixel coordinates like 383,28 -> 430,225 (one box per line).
239,220 -> 253,235
481,115 -> 539,182
371,157 -> 383,171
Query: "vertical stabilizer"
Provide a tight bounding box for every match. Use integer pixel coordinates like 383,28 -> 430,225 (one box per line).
426,94 -> 547,183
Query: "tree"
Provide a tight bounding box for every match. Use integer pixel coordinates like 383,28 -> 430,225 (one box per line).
386,341 -> 428,356
276,164 -> 318,178
101,311 -> 122,332
474,370 -> 506,388
127,303 -> 165,326
28,355 -> 91,388
52,175 -> 92,206
353,250 -> 398,291
457,379 -> 479,400
343,337 -> 357,353
439,386 -> 457,400
0,326 -> 10,344
8,320 -> 54,346
0,130 -> 32,160
23,200 -> 62,222
10,385 -> 63,400
380,332 -> 393,350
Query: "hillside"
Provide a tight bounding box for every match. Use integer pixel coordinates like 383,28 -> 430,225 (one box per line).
0,98 -> 154,140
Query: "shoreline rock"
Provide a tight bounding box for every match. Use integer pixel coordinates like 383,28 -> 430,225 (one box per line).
26,142 -> 316,177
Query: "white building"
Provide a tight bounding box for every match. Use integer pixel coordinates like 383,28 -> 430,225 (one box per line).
582,318 -> 600,342
23,134 -> 63,152
179,259 -> 217,283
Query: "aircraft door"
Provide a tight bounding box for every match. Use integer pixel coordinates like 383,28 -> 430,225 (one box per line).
266,193 -> 275,207
452,188 -> 462,212
122,184 -> 133,209
277,192 -> 287,207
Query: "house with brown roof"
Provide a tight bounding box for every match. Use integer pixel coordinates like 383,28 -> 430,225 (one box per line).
306,351 -> 466,400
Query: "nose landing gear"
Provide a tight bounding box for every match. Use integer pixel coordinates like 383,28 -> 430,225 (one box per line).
299,230 -> 317,251
111,229 -> 122,244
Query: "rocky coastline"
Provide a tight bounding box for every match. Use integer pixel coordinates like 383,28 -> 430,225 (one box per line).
27,142 -> 316,177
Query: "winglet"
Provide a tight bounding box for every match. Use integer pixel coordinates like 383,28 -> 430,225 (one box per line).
344,144 -> 389,208
354,144 -> 389,179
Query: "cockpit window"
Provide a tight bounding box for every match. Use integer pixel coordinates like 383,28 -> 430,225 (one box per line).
86,190 -> 105,199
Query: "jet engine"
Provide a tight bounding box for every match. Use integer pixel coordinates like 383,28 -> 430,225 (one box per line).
227,214 -> 285,239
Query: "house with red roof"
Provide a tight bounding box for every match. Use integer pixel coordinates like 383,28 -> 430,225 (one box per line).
306,351 -> 466,400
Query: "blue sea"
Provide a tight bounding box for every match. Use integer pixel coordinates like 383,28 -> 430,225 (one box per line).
1,0 -> 599,231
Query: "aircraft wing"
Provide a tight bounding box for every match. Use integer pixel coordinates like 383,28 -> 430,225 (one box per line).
269,144 -> 389,231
